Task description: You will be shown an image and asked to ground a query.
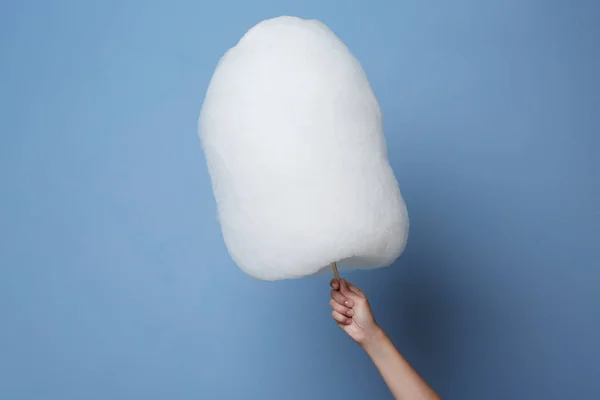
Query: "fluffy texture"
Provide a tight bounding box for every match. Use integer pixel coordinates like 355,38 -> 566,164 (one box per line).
199,16 -> 409,281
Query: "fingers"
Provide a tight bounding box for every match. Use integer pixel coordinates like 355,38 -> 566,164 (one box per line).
332,310 -> 352,325
331,278 -> 365,302
330,287 -> 353,308
329,298 -> 354,317
329,278 -> 354,324
329,278 -> 340,290
329,278 -> 364,327
339,278 -> 362,300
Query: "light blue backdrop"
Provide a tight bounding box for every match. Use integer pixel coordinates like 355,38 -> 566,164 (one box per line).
1,1 -> 599,399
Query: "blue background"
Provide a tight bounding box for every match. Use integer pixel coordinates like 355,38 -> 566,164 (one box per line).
1,1 -> 599,399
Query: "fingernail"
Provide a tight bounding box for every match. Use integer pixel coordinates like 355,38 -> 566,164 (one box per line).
348,310 -> 354,316
345,300 -> 353,307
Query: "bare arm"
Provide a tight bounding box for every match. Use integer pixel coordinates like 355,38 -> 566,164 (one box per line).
329,278 -> 440,400
362,327 -> 440,399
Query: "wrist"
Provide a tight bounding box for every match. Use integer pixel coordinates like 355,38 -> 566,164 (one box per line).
358,325 -> 387,352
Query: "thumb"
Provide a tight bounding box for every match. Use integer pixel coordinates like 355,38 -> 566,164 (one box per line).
339,279 -> 361,301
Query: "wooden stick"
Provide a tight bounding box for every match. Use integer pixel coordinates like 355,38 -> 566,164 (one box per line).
331,262 -> 340,280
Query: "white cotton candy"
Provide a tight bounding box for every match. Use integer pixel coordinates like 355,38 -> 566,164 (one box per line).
198,16 -> 409,281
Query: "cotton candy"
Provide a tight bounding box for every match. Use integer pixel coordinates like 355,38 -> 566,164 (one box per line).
198,16 -> 409,281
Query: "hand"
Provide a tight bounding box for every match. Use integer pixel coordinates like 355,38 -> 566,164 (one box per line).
329,278 -> 382,347
330,279 -> 442,399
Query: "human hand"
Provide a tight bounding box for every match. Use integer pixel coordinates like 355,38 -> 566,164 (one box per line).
329,278 -> 382,347
330,279 -> 441,399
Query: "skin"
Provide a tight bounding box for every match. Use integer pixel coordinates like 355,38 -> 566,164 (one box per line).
330,278 -> 441,400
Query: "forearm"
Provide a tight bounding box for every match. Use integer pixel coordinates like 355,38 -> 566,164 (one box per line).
362,328 -> 440,400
